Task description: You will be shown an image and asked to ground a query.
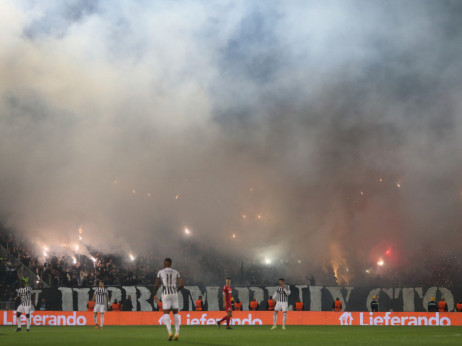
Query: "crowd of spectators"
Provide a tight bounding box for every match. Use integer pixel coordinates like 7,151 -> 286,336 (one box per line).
0,228 -> 35,303
1,225 -> 462,303
0,226 -> 286,295
0,257 -> 19,302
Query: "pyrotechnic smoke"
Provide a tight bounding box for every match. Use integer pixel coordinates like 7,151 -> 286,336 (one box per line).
1,0 -> 462,285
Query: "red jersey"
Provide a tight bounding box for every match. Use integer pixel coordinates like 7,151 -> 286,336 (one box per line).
222,285 -> 232,306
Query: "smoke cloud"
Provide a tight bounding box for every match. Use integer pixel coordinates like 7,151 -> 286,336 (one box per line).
1,0 -> 462,285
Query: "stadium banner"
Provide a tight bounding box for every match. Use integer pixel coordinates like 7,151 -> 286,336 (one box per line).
1,311 -> 462,326
26,285 -> 462,312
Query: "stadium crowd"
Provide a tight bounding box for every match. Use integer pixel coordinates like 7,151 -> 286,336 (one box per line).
1,225 -> 462,306
0,227 -> 279,294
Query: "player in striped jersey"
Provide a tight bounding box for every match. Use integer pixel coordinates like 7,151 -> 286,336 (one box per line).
271,278 -> 291,330
15,280 -> 35,332
91,281 -> 109,330
153,258 -> 184,342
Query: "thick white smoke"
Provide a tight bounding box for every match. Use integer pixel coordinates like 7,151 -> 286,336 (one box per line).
1,0 -> 462,284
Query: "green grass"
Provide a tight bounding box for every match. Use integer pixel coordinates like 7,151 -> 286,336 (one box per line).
1,325 -> 462,346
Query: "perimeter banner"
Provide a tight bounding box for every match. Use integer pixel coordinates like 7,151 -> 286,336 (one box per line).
2,311 -> 462,326
28,285 -> 462,312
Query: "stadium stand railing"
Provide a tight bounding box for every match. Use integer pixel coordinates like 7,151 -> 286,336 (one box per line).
0,243 -> 49,288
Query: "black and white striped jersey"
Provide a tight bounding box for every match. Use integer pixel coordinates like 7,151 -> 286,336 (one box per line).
272,285 -> 291,303
157,268 -> 181,295
94,287 -> 109,305
17,286 -> 33,306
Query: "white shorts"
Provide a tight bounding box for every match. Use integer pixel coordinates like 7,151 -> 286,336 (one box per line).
275,302 -> 288,312
94,304 -> 107,313
162,294 -> 179,310
17,305 -> 34,314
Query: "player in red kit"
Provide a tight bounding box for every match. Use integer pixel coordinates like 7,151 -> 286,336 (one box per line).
217,278 -> 233,330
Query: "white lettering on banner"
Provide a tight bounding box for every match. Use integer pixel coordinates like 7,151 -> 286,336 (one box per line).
339,312 -> 353,325
73,288 -> 91,311
249,287 -> 264,308
2,311 -> 456,327
414,287 -> 423,311
107,287 -> 122,306
137,286 -> 153,311
185,286 -> 207,310
265,286 -> 277,304
205,286 -> 220,311
58,287 -> 73,311
403,288 -> 415,312
235,287 -> 249,311
439,287 -> 455,310
3,311 -> 12,325
309,286 -> 322,311
157,313 -> 263,326
3,311 -> 87,326
357,312 -> 451,326
326,287 -> 354,311
33,289 -> 42,307
42,285 -> 460,312
177,290 -> 184,311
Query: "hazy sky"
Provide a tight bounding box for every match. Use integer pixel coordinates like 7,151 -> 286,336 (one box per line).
1,0 -> 462,284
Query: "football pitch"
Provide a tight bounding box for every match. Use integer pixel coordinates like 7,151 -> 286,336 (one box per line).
2,325 -> 462,345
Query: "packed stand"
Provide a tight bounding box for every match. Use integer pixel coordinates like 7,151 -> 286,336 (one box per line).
1,226 -> 462,290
